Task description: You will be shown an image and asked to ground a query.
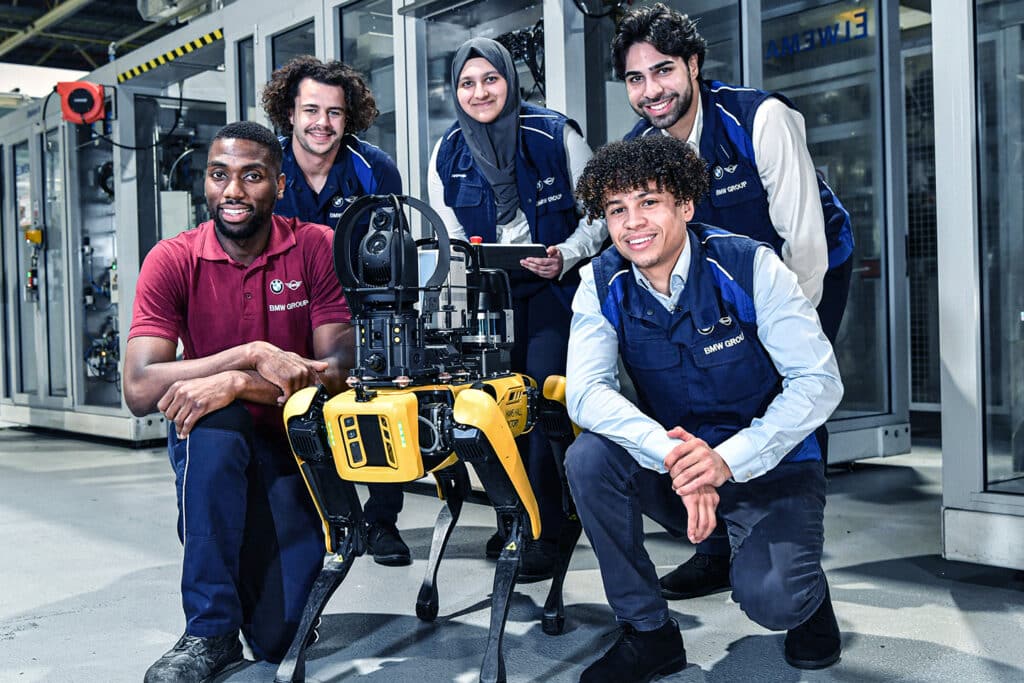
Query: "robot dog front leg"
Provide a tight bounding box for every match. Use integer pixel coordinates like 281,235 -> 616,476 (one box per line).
277,387 -> 368,683
450,386 -> 541,683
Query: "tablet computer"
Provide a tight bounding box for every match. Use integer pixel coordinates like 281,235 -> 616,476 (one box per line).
476,243 -> 548,271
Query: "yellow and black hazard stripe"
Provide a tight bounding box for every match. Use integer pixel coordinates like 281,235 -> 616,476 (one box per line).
117,29 -> 224,84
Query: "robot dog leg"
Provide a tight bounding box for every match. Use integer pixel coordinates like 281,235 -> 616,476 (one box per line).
275,386 -> 367,683
416,457 -> 471,621
450,385 -> 541,683
536,375 -> 583,636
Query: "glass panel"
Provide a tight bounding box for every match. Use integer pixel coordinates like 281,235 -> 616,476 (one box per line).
583,0 -> 740,149
901,6 -> 937,408
0,144 -> 5,399
340,0 -> 397,162
272,20 -> 316,71
238,37 -> 256,121
416,0 -> 544,198
13,141 -> 38,395
976,0 -> 1024,494
762,1 -> 888,418
73,124 -> 122,408
43,128 -> 68,397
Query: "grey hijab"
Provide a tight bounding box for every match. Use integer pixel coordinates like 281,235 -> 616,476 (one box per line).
450,38 -> 521,226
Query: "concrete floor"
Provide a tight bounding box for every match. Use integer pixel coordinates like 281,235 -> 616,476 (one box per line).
1,428 -> 1023,683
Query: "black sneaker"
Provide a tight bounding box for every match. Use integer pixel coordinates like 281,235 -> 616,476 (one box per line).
581,619 -> 686,683
659,552 -> 731,600
518,538 -> 557,583
485,530 -> 505,559
144,632 -> 243,683
366,522 -> 412,566
784,585 -> 841,669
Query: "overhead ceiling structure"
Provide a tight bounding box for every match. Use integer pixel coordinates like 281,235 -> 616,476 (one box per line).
0,0 -> 199,72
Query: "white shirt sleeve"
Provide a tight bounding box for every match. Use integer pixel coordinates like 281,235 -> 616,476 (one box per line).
752,97 -> 828,306
714,246 -> 843,481
565,264 -> 684,472
554,127 -> 608,275
427,138 -> 468,243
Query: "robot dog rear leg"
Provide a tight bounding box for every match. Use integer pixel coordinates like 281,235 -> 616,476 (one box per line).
417,462 -> 471,621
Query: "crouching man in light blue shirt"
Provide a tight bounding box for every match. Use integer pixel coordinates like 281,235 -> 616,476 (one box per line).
564,135 -> 844,683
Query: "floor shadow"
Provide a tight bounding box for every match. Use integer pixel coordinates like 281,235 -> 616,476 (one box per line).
834,553 -> 1024,612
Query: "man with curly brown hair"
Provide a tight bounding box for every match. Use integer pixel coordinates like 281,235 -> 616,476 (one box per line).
564,136 -> 843,681
613,1 -> 854,610
262,55 -> 409,567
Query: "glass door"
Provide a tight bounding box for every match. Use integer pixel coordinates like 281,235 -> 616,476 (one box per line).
976,3 -> 1024,494
338,0 -> 398,162
272,20 -> 318,70
42,127 -> 70,399
761,0 -> 890,419
12,139 -> 39,396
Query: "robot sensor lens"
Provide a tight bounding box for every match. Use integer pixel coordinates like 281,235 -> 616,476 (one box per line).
367,233 -> 388,255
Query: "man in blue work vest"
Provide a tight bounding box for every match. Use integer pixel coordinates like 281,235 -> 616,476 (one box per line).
613,3 -> 854,601
565,135 -> 843,681
262,55 -> 410,566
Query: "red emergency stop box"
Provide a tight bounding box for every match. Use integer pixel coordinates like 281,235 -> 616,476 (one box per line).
57,82 -> 105,124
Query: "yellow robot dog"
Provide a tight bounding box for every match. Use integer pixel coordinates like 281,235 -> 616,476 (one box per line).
275,195 -> 581,683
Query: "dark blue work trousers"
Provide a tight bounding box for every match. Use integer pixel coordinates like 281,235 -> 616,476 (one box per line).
511,280 -> 572,540
167,403 -> 324,662
566,432 -> 827,631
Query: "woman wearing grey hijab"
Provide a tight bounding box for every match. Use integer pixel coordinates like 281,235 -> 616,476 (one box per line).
427,37 -> 606,581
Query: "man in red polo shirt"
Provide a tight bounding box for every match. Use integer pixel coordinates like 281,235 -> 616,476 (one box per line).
124,121 -> 354,682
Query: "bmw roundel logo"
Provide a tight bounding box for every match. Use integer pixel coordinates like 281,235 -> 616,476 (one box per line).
713,166 -> 724,180
333,195 -> 347,208
270,279 -> 284,294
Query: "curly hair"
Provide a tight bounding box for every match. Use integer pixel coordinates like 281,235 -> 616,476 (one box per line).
261,55 -> 379,136
611,3 -> 707,80
576,136 -> 709,221
213,121 -> 282,172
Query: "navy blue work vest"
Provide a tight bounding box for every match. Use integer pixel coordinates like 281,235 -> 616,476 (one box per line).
436,103 -> 580,246
276,135 -> 401,257
591,224 -> 819,464
626,81 -> 854,270
436,103 -> 583,304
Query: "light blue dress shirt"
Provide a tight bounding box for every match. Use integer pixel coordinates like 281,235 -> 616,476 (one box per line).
565,234 -> 843,481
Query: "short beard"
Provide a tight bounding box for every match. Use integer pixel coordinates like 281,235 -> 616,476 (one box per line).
638,87 -> 692,131
213,207 -> 271,242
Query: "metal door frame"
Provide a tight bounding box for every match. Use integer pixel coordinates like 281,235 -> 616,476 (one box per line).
934,0 -> 1024,571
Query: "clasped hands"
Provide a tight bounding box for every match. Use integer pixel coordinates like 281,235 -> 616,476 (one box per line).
663,426 -> 733,544
158,341 -> 327,438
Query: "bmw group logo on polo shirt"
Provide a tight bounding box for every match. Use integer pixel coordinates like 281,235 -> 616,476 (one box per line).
270,279 -> 284,294
332,195 -> 346,208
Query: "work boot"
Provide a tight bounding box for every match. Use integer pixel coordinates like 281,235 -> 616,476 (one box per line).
518,538 -> 558,583
366,522 -> 412,566
580,619 -> 686,683
659,552 -> 731,600
784,585 -> 841,669
144,632 -> 243,683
